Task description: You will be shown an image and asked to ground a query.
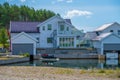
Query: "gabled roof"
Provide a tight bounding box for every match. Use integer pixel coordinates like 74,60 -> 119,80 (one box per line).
10,21 -> 41,33
12,32 -> 37,42
37,15 -> 74,28
92,33 -> 112,41
10,16 -> 72,33
95,22 -> 120,31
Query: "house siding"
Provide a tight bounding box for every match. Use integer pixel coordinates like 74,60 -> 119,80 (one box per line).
101,23 -> 120,36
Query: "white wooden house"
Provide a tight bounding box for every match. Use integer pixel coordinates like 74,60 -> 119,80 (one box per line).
10,15 -> 84,55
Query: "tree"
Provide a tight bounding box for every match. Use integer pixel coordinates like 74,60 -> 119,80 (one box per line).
0,2 -> 56,29
0,28 -> 8,48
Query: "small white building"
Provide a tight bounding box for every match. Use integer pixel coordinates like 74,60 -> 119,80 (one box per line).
92,22 -> 120,56
10,15 -> 84,55
11,32 -> 37,55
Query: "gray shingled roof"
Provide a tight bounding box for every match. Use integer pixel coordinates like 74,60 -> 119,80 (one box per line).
10,21 -> 41,33
10,19 -> 71,33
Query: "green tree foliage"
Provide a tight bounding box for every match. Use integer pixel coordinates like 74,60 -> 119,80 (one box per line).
0,28 -> 8,48
0,2 -> 56,29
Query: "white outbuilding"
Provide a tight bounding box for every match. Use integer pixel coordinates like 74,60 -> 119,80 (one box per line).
11,32 -> 37,55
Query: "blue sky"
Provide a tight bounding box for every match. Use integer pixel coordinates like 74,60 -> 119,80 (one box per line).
0,0 -> 120,32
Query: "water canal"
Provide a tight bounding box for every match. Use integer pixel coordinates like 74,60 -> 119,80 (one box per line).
7,59 -> 120,69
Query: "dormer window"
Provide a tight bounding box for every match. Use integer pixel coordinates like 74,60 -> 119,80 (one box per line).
110,30 -> 113,32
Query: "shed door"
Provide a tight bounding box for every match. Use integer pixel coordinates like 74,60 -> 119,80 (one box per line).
12,44 -> 33,55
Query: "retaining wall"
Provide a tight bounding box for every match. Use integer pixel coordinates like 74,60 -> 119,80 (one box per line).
0,57 -> 29,65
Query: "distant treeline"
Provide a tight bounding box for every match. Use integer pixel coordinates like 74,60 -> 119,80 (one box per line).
0,2 -> 56,29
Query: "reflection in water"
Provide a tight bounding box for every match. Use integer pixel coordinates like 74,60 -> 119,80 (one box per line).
7,59 -> 120,69
104,59 -> 120,69
106,59 -> 118,65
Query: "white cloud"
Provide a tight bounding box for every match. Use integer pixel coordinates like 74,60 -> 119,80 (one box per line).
57,0 -> 73,3
20,0 -> 26,2
64,10 -> 93,18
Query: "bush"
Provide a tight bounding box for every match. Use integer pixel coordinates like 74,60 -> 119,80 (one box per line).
20,53 -> 30,57
98,69 -> 105,73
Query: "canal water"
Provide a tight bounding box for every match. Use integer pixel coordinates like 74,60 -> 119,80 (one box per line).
7,59 -> 120,69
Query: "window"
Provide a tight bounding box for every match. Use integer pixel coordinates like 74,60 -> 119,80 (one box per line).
96,32 -> 99,36
36,37 -> 39,43
110,30 -> 113,32
48,24 -> 52,30
66,27 -> 69,31
47,37 -> 52,43
60,38 -> 62,42
42,26 -> 45,30
60,25 -> 64,31
118,30 -> 120,35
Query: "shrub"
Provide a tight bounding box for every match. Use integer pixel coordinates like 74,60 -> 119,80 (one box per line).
98,69 -> 105,73
20,53 -> 30,57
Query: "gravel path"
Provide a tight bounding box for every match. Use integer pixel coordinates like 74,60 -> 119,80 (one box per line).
0,66 -> 119,80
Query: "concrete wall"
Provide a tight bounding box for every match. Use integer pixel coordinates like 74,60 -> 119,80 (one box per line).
37,48 -> 92,54
36,48 -> 97,58
0,57 -> 29,65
